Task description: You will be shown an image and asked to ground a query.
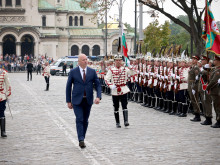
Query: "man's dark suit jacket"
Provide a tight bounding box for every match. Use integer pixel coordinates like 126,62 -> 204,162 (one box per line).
66,66 -> 101,105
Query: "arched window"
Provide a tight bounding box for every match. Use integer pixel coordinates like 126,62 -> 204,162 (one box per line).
92,45 -> 100,56
71,45 -> 79,56
6,0 -> 12,6
112,39 -> 118,54
69,16 -> 73,26
74,16 -> 78,26
80,16 -> 83,26
82,45 -> 89,56
16,0 -> 21,6
42,15 -> 46,27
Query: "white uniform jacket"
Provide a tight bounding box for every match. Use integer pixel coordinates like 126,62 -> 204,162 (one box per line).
105,66 -> 135,96
43,66 -> 51,77
0,69 -> 11,102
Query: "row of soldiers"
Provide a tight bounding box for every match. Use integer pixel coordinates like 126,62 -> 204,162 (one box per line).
89,54 -> 220,128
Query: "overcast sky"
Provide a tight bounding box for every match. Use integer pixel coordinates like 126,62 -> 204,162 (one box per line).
108,0 -> 220,29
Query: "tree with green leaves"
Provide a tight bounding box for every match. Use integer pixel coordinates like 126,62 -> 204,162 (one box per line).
143,19 -> 170,54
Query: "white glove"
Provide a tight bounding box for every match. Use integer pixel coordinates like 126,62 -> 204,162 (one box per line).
148,80 -> 152,84
145,72 -> 148,76
176,76 -> 180,80
140,72 -> 143,76
126,60 -> 130,67
174,84 -> 177,89
150,72 -> 154,76
135,77 -> 138,82
171,73 -> 175,78
157,74 -> 160,78
111,85 -> 116,90
218,78 -> 220,84
163,84 -> 166,88
204,64 -> 210,69
171,82 -> 173,86
161,76 -> 164,80
192,89 -> 195,95
200,68 -> 203,72
195,75 -> 198,80
137,71 -> 140,74
165,76 -> 168,80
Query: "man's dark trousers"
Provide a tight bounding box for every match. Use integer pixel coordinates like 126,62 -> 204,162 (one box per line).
73,98 -> 92,141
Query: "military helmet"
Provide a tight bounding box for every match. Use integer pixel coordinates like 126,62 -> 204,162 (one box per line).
114,54 -> 122,60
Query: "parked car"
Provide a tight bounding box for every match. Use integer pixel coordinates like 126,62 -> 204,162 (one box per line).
50,56 -> 78,75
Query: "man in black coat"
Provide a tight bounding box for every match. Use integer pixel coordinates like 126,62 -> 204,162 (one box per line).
27,60 -> 33,81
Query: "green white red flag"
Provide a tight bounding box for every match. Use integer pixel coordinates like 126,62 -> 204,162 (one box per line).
121,28 -> 130,66
202,0 -> 220,55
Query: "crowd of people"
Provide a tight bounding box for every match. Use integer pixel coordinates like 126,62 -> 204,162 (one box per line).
0,54 -> 54,73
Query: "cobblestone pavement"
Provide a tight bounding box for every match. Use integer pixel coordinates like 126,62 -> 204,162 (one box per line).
0,73 -> 219,165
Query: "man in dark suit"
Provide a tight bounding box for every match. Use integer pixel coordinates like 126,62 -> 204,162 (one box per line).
27,60 -> 33,81
66,54 -> 101,148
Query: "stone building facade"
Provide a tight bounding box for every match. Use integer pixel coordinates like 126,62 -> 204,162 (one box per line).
0,0 -> 134,60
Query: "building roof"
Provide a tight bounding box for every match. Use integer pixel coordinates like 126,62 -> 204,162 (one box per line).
38,0 -> 97,13
103,20 -> 127,30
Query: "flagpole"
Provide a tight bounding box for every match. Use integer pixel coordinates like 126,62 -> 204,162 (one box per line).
105,0 -> 108,58
119,0 -> 123,55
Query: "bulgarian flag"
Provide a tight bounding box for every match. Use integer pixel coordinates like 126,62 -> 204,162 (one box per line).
121,28 -> 130,66
202,0 -> 220,55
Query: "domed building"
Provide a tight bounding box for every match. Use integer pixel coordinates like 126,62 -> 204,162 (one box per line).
0,0 -> 134,60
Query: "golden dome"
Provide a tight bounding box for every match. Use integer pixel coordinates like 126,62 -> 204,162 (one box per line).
103,20 -> 127,30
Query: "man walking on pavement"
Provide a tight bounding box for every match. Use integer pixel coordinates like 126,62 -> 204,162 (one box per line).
27,60 -> 33,81
0,60 -> 11,137
105,54 -> 135,128
66,54 -> 101,148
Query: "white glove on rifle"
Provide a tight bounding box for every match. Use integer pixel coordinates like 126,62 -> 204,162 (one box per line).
111,84 -> 116,90
192,89 -> 195,95
171,73 -> 175,78
204,64 -> 210,69
218,78 -> 220,84
176,76 -> 180,80
195,75 -> 199,80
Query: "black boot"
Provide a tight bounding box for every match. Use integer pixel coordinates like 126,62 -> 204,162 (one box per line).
190,113 -> 201,122
1,117 -> 7,137
127,92 -> 131,101
161,100 -> 167,112
149,97 -> 156,108
141,94 -> 148,106
201,117 -> 212,125
123,109 -> 129,127
107,87 -> 111,95
47,84 -> 49,91
101,85 -> 105,93
179,103 -> 188,117
145,96 -> 151,107
154,97 -> 160,110
134,92 -> 139,102
114,111 -> 121,128
211,121 -> 220,128
176,102 -> 182,116
130,92 -> 134,101
169,101 -> 177,115
156,98 -> 163,110
188,102 -> 194,114
137,92 -> 143,103
164,100 -> 172,113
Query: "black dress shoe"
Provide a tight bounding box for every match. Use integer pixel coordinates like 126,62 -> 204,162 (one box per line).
211,121 -> 220,128
116,123 -> 121,128
79,141 -> 86,148
201,118 -> 212,125
190,117 -> 201,122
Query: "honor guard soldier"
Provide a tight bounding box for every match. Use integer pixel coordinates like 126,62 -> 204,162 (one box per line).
198,55 -> 213,125
188,55 -> 201,122
0,61 -> 11,137
206,55 -> 220,128
105,54 -> 135,128
42,62 -> 50,91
